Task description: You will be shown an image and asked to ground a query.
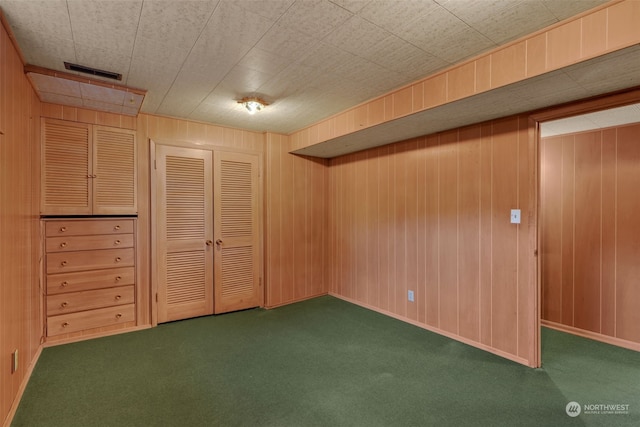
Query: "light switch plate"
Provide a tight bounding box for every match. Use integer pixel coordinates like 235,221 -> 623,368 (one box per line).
511,209 -> 521,224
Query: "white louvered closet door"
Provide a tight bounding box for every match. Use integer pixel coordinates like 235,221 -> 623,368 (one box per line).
156,145 -> 214,323
213,151 -> 261,314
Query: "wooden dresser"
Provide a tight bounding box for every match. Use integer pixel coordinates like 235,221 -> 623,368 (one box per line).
44,218 -> 137,341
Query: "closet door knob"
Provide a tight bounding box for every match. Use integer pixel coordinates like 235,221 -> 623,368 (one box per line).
205,240 -> 213,246
215,239 -> 223,246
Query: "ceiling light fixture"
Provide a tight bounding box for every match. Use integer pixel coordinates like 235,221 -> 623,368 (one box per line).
238,97 -> 268,114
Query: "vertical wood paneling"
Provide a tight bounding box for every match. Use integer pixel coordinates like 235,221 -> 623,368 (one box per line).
424,135 -> 440,328
614,124 -> 640,343
329,115 -> 536,366
405,140 -> 418,321
264,133 -> 328,308
541,123 -> 640,347
540,136 -> 563,323
601,129 -> 617,337
490,119 -> 519,356
1,21 -> 41,425
458,127 -> 481,341
438,131 -> 459,334
573,132 -> 601,333
560,136 -> 575,326
479,124 -> 493,346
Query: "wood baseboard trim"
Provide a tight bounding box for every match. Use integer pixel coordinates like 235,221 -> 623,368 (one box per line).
43,324 -> 152,347
264,292 -> 329,309
2,345 -> 43,427
329,292 -> 534,367
541,320 -> 640,352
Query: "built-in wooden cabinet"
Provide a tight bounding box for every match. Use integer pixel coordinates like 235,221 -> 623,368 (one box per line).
44,218 -> 137,339
41,118 -> 137,215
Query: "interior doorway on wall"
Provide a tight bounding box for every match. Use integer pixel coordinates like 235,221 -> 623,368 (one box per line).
537,99 -> 640,364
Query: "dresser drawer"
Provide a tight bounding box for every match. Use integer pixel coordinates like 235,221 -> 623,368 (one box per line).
45,219 -> 134,237
46,233 -> 134,253
47,266 -> 135,294
46,248 -> 134,273
47,304 -> 135,336
47,285 -> 134,316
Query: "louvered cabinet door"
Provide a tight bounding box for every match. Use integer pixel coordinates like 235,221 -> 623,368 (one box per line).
214,151 -> 262,314
41,119 -> 92,215
156,145 -> 214,323
93,126 -> 137,214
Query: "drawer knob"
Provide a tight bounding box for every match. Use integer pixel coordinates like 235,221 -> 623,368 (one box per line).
114,225 -> 121,231
115,275 -> 122,282
115,295 -> 122,301
60,260 -> 67,266
59,242 -> 67,248
60,302 -> 68,308
62,322 -> 69,328
59,226 -> 67,233
115,257 -> 122,262
115,313 -> 122,319
61,281 -> 68,288
114,239 -> 121,245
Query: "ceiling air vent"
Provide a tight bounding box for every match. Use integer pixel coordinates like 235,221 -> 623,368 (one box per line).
64,62 -> 122,81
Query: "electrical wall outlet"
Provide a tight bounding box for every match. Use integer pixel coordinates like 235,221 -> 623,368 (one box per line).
408,290 -> 414,302
11,349 -> 18,373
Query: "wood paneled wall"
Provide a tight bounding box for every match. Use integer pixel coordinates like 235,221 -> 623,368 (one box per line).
0,20 -> 41,426
328,116 -> 538,366
265,133 -> 328,307
541,123 -> 640,348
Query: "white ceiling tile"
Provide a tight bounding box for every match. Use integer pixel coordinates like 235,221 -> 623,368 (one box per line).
236,48 -> 289,76
440,0 -> 557,45
541,0 -> 609,21
254,23 -> 318,61
208,0 -> 276,47
80,83 -> 126,105
399,6 -> 495,63
323,15 -> 389,56
232,0 -> 295,21
277,0 -> 353,38
221,65 -> 274,93
329,0 -> 372,14
7,28 -> 76,70
67,0 -> 142,53
82,98 -> 123,114
0,0 -> 72,40
38,92 -> 84,108
358,0 -> 439,33
28,73 -> 81,97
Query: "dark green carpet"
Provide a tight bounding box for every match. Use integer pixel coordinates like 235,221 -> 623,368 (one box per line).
12,296 -> 640,426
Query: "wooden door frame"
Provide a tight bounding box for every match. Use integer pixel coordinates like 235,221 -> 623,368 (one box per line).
149,138 -> 265,326
530,87 -> 640,366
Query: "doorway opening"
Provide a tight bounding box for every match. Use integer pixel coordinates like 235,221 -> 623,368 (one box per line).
535,91 -> 640,365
